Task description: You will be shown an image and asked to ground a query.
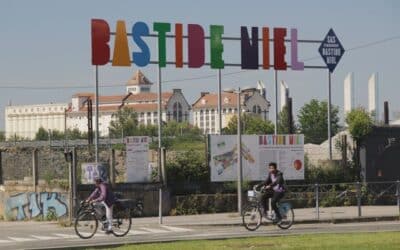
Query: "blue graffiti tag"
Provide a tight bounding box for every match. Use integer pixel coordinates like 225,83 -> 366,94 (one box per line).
5,192 -> 68,220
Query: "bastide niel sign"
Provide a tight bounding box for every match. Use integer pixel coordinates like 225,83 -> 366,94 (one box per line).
91,19 -> 307,71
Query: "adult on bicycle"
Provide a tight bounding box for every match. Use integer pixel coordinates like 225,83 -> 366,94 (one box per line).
259,162 -> 285,224
86,177 -> 117,233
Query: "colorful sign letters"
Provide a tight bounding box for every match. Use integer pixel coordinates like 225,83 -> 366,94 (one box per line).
91,19 -> 304,71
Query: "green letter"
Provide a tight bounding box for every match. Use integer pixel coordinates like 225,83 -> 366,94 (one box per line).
210,25 -> 224,69
153,22 -> 171,67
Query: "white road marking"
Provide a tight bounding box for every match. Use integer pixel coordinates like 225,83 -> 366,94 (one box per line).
8,236 -> 37,242
139,227 -> 170,233
53,233 -> 76,239
160,225 -> 193,232
128,230 -> 149,235
31,235 -> 59,240
0,239 -> 13,244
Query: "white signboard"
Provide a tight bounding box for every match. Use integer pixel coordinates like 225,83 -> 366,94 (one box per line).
125,136 -> 150,183
209,134 -> 304,182
81,162 -> 109,184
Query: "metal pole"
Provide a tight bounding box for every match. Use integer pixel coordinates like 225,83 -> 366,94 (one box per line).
237,87 -> 243,214
315,183 -> 320,220
356,181 -> 362,217
396,180 -> 400,216
157,66 -> 163,224
95,65 -> 99,164
218,69 -> 222,134
68,152 -> 73,222
328,70 -> 332,160
274,70 -> 278,135
72,147 -> 77,218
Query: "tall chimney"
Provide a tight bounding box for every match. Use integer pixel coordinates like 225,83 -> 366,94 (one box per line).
384,101 -> 389,125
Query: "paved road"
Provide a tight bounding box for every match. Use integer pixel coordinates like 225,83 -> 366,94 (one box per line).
0,220 -> 399,250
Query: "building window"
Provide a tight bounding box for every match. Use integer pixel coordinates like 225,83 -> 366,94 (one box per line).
253,105 -> 262,114
173,102 -> 183,122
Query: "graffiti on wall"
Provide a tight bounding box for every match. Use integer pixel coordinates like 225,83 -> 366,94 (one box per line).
5,192 -> 68,220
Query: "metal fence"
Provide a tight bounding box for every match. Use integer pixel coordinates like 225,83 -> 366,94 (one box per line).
283,181 -> 400,220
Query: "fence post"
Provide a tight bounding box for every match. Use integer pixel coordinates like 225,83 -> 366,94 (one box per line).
32,148 -> 38,192
0,150 -> 3,185
356,181 -> 362,217
72,147 -> 77,218
109,148 -> 116,187
396,180 -> 400,216
315,183 -> 320,220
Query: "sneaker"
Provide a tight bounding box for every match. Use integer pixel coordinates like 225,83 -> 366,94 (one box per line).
272,217 -> 282,224
105,229 -> 113,234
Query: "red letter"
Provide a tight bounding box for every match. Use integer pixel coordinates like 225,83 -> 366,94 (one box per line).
91,19 -> 110,65
175,23 -> 183,68
274,28 -> 287,70
188,24 -> 205,68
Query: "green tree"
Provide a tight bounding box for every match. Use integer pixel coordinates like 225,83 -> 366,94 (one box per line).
35,127 -> 49,141
66,128 -> 87,140
0,131 -> 5,142
298,99 -> 340,144
166,149 -> 208,183
222,114 -> 274,135
109,107 -> 138,138
278,105 -> 297,134
50,130 -> 64,140
345,107 -> 373,180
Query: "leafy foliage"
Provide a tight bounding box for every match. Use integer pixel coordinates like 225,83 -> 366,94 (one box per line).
222,114 -> 274,135
298,99 -> 340,144
166,149 -> 209,183
345,107 -> 373,141
109,107 -> 139,138
278,105 -> 297,134
0,131 -> 5,142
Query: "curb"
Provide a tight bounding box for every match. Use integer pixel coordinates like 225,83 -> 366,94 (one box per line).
160,215 -> 399,227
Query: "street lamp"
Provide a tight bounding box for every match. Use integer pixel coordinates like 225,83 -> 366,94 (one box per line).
223,87 -> 243,214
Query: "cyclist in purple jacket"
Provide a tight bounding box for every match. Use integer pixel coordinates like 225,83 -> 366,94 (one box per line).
86,177 -> 117,233
259,162 -> 285,224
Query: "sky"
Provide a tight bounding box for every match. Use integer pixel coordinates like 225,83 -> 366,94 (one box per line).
0,0 -> 399,130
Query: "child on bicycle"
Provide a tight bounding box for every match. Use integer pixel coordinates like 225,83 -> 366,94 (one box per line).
86,177 -> 117,233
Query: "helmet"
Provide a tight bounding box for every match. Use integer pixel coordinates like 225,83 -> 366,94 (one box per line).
94,177 -> 103,183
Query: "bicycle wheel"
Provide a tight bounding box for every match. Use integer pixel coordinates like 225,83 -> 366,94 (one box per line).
277,203 -> 294,230
112,207 -> 132,237
242,204 -> 262,231
74,211 -> 98,239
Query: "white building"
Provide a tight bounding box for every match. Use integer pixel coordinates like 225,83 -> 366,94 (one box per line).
5,103 -> 68,139
280,80 -> 289,112
368,73 -> 379,122
344,72 -> 355,116
66,70 -> 191,136
192,86 -> 270,134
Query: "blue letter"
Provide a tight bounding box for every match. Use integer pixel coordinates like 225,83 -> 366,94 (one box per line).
132,22 -> 150,67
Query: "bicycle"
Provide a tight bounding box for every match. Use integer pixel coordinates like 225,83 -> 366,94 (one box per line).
74,200 -> 132,239
242,185 -> 294,231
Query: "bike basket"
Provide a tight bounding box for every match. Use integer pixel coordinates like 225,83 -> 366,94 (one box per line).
247,190 -> 262,201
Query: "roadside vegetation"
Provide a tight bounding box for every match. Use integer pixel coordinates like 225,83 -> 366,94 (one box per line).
83,232 -> 400,250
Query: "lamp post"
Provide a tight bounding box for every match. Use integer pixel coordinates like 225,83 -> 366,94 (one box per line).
236,87 -> 243,214
224,87 -> 244,214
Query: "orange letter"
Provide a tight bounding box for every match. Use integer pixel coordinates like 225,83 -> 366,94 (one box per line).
112,20 -> 131,66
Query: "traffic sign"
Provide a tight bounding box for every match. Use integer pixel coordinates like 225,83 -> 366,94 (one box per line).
319,29 -> 345,73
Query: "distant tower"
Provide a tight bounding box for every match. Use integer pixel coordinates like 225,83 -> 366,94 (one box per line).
126,70 -> 153,94
344,73 -> 355,116
280,81 -> 289,112
256,80 -> 266,99
368,73 -> 379,122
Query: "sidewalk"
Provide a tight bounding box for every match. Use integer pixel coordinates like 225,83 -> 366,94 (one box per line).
131,205 -> 400,226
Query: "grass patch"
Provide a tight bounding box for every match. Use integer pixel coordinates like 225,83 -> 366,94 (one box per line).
81,231 -> 400,250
